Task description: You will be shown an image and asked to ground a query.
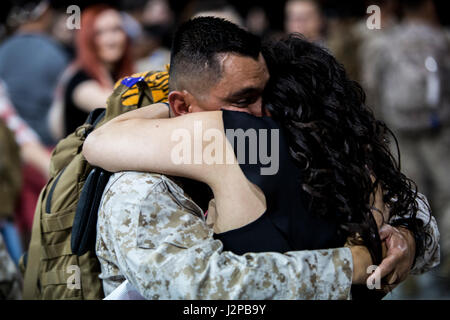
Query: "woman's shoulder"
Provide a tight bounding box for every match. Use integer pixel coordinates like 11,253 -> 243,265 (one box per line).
64,68 -> 94,94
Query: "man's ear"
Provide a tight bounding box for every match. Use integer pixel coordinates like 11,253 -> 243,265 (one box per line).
168,91 -> 189,116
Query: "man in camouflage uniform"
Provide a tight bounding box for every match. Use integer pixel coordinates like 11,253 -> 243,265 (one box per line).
95,17 -> 440,299
361,0 -> 450,295
96,171 -> 439,299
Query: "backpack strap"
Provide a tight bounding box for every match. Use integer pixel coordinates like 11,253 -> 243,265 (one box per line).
84,108 -> 106,138
71,168 -> 111,256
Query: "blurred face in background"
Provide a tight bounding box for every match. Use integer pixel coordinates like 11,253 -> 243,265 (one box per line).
94,9 -> 127,65
285,0 -> 323,42
142,0 -> 173,26
51,11 -> 75,48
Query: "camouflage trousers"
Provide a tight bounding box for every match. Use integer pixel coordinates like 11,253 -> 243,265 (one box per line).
396,127 -> 450,277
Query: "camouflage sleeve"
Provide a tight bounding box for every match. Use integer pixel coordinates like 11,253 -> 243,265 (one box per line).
0,232 -> 22,299
388,193 -> 440,274
98,172 -> 353,300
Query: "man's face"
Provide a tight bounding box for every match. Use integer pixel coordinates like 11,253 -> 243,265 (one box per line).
189,53 -> 270,117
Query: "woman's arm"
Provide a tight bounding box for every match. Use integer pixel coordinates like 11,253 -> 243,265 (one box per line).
73,80 -> 113,112
83,109 -> 229,186
83,108 -> 267,232
0,82 -> 51,178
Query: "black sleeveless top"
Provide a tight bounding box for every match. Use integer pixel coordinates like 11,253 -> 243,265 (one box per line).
213,110 -> 385,300
64,69 -> 92,137
213,110 -> 346,254
64,69 -> 118,137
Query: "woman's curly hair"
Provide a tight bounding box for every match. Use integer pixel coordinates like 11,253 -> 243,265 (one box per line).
262,34 -> 430,264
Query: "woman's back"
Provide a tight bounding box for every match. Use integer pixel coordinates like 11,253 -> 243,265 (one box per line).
216,110 -> 382,300
214,110 -> 346,254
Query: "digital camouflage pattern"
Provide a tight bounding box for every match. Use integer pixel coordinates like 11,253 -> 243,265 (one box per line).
97,172 -> 354,299
96,171 -> 439,299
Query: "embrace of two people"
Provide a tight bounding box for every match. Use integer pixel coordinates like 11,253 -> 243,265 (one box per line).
82,17 -> 440,299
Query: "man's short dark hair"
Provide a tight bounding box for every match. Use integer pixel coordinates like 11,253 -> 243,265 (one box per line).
169,16 -> 261,95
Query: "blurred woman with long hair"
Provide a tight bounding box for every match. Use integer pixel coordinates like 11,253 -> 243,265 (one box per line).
59,4 -> 133,137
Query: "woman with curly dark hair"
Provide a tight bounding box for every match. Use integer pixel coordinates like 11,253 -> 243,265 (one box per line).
83,34 -> 432,298
261,34 -> 430,268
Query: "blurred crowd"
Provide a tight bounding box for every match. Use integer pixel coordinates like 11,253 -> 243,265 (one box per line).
0,0 -> 449,299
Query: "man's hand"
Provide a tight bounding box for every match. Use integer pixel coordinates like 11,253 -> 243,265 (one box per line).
368,224 -> 416,291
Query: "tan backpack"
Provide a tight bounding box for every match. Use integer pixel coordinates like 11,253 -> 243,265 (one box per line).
0,119 -> 22,220
22,69 -> 169,299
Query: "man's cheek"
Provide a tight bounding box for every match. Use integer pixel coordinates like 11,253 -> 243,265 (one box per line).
263,107 -> 272,117
247,101 -> 263,117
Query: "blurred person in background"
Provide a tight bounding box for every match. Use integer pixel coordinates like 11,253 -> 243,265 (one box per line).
191,0 -> 244,27
49,8 -> 76,60
0,85 -> 51,181
0,0 -> 68,146
0,0 -> 68,247
52,4 -> 134,138
245,6 -> 270,37
135,0 -> 174,72
326,0 -> 399,84
120,0 -> 145,42
119,0 -> 146,62
0,233 -> 22,299
360,0 -> 450,298
284,0 -> 325,44
0,82 -> 51,253
359,0 -> 401,118
0,116 -> 23,267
